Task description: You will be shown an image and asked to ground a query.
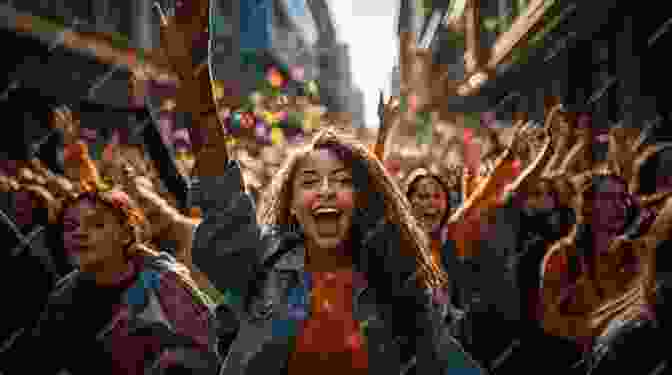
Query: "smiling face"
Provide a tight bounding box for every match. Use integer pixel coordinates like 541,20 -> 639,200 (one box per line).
62,197 -> 131,272
408,176 -> 448,234
290,148 -> 356,252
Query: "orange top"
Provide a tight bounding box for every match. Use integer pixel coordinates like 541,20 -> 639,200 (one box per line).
452,158 -> 521,259
288,270 -> 368,375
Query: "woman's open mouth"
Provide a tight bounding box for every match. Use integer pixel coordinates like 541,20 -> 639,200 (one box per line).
313,207 -> 343,237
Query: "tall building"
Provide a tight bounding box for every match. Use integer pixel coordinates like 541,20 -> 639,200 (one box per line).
389,65 -> 401,97
349,85 -> 365,127
307,0 -> 353,115
271,0 -> 318,77
208,0 -> 321,99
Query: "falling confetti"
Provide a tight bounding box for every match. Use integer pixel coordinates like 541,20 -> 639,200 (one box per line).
416,111 -> 433,145
267,67 -> 285,88
212,80 -> 225,101
255,121 -> 267,138
271,127 -> 285,145
241,112 -> 255,129
290,65 -> 305,81
408,94 -> 420,113
226,137 -> 238,147
262,111 -> 278,126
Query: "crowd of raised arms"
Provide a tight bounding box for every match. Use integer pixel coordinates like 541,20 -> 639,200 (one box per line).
2,3 -> 672,375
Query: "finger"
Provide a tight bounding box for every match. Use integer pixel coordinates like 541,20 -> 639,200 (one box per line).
29,158 -> 48,173
0,175 -> 10,193
33,174 -> 47,186
8,177 -> 19,191
24,185 -> 55,204
153,2 -> 169,26
18,168 -> 35,183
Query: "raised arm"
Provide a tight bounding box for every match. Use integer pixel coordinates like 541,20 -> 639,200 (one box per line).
158,0 -> 230,179
373,93 -> 400,161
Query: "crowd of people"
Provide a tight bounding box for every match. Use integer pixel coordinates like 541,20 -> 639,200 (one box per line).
2,4 -> 672,375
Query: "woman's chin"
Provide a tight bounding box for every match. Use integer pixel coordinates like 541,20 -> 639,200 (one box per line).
316,237 -> 343,250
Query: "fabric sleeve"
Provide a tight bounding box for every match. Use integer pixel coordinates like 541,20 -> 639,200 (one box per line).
144,270 -> 222,375
190,160 -> 261,317
361,222 -> 486,374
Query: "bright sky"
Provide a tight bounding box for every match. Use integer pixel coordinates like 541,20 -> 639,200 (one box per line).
327,0 -> 399,128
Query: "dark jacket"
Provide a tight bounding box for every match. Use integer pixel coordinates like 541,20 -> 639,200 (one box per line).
0,253 -> 221,375
0,210 -> 57,346
444,199 -> 577,370
190,160 -> 486,375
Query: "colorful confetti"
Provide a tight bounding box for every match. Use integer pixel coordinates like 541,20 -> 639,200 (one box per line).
267,67 -> 285,88
305,80 -> 319,97
212,80 -> 226,101
416,111 -> 433,145
290,65 -> 305,81
271,127 -> 285,145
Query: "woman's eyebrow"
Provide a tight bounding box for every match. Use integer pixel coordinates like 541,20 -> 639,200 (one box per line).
298,170 -> 318,176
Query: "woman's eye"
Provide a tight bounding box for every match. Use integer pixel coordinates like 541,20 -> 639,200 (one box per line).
337,177 -> 352,185
302,180 -> 319,187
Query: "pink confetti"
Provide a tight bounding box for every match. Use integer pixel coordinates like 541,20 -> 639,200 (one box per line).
408,94 -> 419,112
290,66 -> 305,81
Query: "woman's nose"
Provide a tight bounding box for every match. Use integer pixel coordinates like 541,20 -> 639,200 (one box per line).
318,177 -> 335,196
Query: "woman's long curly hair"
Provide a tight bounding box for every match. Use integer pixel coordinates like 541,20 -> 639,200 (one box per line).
256,127 -> 448,289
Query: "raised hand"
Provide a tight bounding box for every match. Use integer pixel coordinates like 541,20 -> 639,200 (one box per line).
0,172 -> 18,193
374,94 -> 401,160
22,183 -> 63,224
51,106 -> 80,146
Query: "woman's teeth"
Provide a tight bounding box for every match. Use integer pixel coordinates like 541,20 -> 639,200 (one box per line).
314,207 -> 341,215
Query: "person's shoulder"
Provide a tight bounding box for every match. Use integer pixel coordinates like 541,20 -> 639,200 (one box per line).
135,251 -> 185,276
257,225 -> 304,267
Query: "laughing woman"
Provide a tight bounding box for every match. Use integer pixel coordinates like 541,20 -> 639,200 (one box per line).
152,4 -> 484,371
189,126 -> 485,375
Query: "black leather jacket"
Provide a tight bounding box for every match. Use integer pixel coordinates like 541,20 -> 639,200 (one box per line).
190,161 -> 485,375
